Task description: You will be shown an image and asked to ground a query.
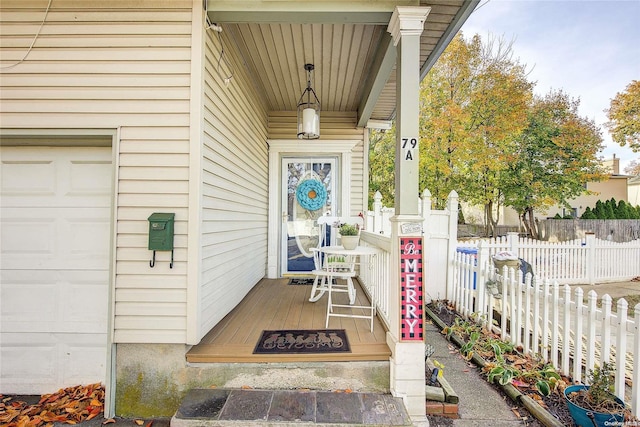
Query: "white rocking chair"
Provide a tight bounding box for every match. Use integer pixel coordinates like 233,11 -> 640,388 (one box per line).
308,216 -> 363,306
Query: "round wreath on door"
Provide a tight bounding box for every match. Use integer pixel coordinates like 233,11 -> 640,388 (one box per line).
295,178 -> 327,212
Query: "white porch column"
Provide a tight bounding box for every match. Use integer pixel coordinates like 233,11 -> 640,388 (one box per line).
386,6 -> 430,423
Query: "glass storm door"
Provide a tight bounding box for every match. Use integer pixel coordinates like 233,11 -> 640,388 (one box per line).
282,157 -> 337,275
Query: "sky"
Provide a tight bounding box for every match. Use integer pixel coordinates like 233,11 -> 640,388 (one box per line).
460,0 -> 640,174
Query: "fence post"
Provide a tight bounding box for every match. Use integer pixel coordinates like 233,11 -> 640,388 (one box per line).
507,231 -> 519,255
633,303 -> 640,417
585,232 -> 596,285
421,188 -> 432,236
446,190 -> 459,301
477,240 -> 489,280
373,191 -> 383,234
476,238 -> 490,317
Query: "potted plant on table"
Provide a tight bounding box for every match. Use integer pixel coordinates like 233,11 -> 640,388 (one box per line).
564,362 -> 629,427
337,222 -> 360,250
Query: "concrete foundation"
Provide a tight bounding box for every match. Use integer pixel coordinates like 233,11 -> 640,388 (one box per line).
115,344 -> 390,417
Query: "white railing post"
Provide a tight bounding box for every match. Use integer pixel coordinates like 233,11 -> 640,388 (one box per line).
585,232 -> 596,285
633,303 -> 640,418
383,208 -> 393,236
523,276 -> 533,354
373,191 -> 383,234
445,190 -> 459,301
421,188 -> 432,237
573,287 -> 584,383
585,290 -> 598,376
541,279 -> 550,359
476,240 -> 489,315
615,298 -> 628,399
600,294 -> 612,364
561,284 -> 572,374
507,231 -> 519,256
551,282 -> 560,367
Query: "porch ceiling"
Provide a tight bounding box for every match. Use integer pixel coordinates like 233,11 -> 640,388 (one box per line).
206,0 -> 478,127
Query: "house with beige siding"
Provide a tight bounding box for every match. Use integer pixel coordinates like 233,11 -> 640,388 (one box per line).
539,156 -> 635,220
0,0 -> 477,421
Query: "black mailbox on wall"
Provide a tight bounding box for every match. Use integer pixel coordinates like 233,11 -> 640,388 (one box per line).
148,212 -> 174,268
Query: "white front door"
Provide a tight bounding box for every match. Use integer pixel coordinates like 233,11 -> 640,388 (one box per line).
281,157 -> 337,275
267,140 -> 358,279
0,146 -> 112,394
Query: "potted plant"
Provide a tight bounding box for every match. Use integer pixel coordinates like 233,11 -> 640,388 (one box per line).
564,362 -> 628,427
337,222 -> 360,250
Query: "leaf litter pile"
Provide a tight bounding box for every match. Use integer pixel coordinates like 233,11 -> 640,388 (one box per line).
0,383 -> 104,427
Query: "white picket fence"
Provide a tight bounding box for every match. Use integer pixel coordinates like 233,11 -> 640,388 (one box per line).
457,232 -> 640,284
364,187 -> 640,415
451,253 -> 640,417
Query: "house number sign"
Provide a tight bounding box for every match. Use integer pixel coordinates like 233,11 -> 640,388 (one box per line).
402,137 -> 418,161
400,237 -> 423,341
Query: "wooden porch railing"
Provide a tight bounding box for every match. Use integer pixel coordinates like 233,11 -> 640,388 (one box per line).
358,231 -> 392,331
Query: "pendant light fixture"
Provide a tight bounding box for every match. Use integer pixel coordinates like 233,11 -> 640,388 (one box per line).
297,63 -> 320,140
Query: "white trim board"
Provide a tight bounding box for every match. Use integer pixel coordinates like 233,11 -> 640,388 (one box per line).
266,139 -> 360,278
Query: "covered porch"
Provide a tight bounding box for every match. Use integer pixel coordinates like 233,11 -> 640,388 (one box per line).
187,277 -> 390,363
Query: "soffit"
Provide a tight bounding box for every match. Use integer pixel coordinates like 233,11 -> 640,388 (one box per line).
206,0 -> 476,125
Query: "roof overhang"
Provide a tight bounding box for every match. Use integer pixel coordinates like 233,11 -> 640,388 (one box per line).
205,0 -> 480,127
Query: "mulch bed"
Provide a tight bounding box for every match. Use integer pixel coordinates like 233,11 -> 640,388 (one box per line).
426,301 -> 575,427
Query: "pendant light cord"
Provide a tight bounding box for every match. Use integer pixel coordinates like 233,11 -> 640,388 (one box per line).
204,0 -> 233,85
0,0 -> 52,71
215,29 -> 234,85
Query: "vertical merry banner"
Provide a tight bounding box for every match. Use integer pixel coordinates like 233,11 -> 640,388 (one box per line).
400,237 -> 423,341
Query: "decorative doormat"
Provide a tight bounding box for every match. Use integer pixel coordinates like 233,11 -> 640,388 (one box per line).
288,277 -> 315,285
253,329 -> 351,354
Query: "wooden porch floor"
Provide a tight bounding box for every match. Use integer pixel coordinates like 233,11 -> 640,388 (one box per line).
187,278 -> 390,363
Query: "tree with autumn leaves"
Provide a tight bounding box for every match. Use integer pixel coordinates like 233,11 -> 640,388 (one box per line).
369,32 -> 606,237
605,80 -> 640,153
504,90 -> 606,238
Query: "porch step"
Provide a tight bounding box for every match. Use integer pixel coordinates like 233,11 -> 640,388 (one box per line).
170,388 -> 412,427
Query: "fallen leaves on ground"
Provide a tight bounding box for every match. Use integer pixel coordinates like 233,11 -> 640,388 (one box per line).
0,383 -> 104,427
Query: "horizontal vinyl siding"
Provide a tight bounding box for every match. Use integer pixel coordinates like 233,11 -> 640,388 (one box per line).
0,0 -> 193,343
198,23 -> 269,339
268,111 -> 366,215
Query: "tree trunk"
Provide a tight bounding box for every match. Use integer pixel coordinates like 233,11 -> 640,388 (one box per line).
521,207 -> 539,239
485,201 -> 498,237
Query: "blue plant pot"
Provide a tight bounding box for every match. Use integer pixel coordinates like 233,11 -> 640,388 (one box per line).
564,384 -> 625,427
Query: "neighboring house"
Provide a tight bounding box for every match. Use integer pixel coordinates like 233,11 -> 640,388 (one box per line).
543,155 -> 634,219
544,174 -> 631,218
0,0 -> 477,420
460,156 -> 637,234
629,175 -> 640,206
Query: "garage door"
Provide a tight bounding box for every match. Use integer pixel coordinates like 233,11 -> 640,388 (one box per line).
0,146 -> 112,394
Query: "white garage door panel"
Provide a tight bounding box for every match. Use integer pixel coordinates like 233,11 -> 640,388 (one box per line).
1,147 -> 112,208
0,207 -> 110,269
0,339 -> 58,390
0,146 -> 111,395
0,333 -> 106,394
1,269 -> 108,333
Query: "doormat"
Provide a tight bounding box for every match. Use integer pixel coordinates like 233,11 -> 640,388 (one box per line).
253,329 -> 351,354
288,277 -> 315,285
